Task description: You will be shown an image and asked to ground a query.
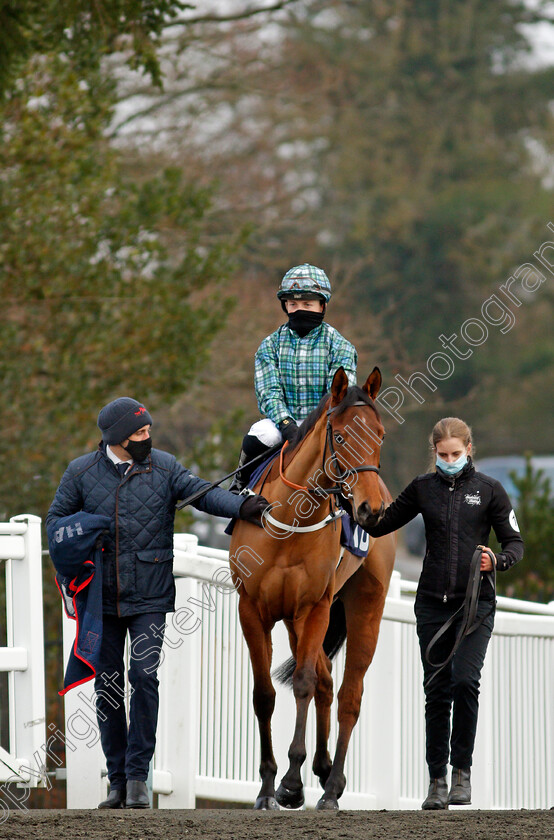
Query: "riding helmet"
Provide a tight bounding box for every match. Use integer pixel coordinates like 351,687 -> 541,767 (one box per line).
277,264 -> 332,308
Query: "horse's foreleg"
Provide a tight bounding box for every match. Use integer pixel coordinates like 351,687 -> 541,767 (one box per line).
238,595 -> 278,810
312,650 -> 334,787
317,570 -> 387,810
276,594 -> 332,809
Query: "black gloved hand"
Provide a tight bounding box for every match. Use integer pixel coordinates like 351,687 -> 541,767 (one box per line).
239,494 -> 271,527
278,417 -> 301,446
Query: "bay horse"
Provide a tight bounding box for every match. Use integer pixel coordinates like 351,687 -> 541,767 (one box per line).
229,367 -> 396,810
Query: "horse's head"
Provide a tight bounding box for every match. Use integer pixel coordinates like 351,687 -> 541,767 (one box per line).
327,367 -> 386,530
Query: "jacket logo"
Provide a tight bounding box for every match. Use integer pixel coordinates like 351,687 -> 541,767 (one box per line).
54,522 -> 84,542
134,407 -> 146,416
464,492 -> 481,506
509,509 -> 520,532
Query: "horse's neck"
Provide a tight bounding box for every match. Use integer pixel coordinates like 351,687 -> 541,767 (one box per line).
269,421 -> 331,511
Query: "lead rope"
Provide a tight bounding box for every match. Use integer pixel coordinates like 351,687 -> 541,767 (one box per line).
424,546 -> 496,688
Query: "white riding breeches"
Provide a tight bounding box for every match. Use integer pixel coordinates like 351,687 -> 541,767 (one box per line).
248,418 -> 285,447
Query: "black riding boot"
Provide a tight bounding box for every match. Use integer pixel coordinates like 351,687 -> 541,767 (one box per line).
229,435 -> 272,494
98,787 -> 126,809
229,449 -> 249,494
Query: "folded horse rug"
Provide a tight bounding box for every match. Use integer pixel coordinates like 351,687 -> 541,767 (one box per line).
47,512 -> 111,695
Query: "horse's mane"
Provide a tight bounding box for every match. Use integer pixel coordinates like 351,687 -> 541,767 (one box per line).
289,385 -> 380,452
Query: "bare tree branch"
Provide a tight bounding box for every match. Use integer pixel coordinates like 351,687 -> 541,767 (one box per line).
166,0 -> 299,28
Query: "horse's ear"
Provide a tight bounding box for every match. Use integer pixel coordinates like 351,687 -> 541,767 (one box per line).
363,367 -> 382,400
330,367 -> 349,406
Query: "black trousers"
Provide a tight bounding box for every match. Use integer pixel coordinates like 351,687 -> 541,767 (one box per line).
94,612 -> 166,789
414,595 -> 495,779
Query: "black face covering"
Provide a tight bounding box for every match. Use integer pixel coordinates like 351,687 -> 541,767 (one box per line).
287,310 -> 324,337
123,437 -> 152,462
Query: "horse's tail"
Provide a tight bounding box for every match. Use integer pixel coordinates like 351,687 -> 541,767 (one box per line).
323,598 -> 347,659
272,599 -> 347,688
272,656 -> 296,687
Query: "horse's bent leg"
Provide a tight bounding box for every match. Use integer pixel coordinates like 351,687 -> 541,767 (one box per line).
317,569 -> 387,810
312,650 -> 334,787
238,595 -> 278,810
276,595 -> 331,809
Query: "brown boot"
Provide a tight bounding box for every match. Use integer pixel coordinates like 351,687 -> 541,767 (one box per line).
448,768 -> 471,805
421,777 -> 448,810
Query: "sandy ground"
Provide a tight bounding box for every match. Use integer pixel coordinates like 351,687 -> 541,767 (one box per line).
1,808 -> 552,840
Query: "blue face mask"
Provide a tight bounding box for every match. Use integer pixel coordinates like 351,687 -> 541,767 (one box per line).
436,453 -> 468,476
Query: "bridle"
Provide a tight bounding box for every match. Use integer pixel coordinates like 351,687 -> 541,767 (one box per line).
323,402 -> 381,501
264,400 -> 382,535
279,401 -> 382,501
256,401 -> 384,536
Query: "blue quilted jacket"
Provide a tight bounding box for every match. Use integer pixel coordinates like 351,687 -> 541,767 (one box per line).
46,444 -> 244,616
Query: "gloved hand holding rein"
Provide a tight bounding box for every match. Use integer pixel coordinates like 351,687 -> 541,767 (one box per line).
278,417 -> 301,446
239,494 -> 271,527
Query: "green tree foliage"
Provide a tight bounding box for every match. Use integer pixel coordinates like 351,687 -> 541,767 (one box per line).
496,456 -> 554,603
0,0 -> 189,94
0,53 -> 241,520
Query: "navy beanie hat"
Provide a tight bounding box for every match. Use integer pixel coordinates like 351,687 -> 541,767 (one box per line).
97,397 -> 153,445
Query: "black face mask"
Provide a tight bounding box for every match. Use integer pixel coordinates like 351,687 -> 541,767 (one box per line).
123,437 -> 152,462
287,310 -> 324,338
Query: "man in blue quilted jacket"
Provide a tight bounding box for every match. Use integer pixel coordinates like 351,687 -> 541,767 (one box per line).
47,397 -> 268,809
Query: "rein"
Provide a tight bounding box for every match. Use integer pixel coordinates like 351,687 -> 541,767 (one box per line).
279,442 -> 307,491
424,546 -> 497,687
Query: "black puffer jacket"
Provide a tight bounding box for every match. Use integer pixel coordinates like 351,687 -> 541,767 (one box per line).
367,459 -> 524,602
47,444 -> 245,616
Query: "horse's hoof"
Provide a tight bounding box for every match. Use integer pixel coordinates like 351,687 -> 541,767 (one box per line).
275,784 -> 304,809
316,795 -> 339,811
254,796 -> 279,810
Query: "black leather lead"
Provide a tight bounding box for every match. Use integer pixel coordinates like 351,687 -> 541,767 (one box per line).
424,546 -> 496,688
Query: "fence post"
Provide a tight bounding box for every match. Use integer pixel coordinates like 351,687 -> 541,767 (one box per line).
366,570 -> 402,808
471,652 -> 494,809
8,515 -> 46,782
156,576 -> 201,808
62,610 -> 107,808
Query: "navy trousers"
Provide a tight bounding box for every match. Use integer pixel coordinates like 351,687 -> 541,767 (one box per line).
414,595 -> 495,779
94,612 -> 166,789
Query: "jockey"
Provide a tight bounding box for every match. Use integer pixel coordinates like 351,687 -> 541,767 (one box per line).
230,263 -> 357,493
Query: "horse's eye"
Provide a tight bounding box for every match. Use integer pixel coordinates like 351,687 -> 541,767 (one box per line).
334,432 -> 345,445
